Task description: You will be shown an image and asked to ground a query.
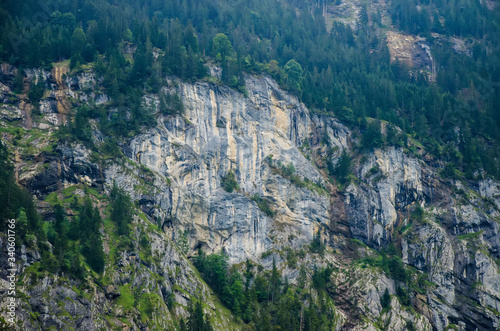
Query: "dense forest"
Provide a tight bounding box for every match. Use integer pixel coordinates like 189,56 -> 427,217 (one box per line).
0,0 -> 499,179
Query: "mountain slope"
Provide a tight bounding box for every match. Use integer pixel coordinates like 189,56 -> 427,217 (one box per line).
0,61 -> 499,329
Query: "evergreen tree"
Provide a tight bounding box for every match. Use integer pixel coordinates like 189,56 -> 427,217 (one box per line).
110,182 -> 133,235
380,288 -> 391,308
362,120 -> 384,149
187,300 -> 212,331
332,150 -> 352,185
13,68 -> 24,94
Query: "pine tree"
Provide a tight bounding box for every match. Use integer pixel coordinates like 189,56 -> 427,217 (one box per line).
380,288 -> 391,308
13,68 -> 25,94
270,258 -> 281,303
332,150 -> 352,185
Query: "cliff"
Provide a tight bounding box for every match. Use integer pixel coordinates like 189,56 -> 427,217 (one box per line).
0,63 -> 499,330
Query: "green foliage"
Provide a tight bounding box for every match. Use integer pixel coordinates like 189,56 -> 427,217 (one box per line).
194,249 -> 336,330
0,140 -> 44,244
361,246 -> 407,283
187,300 -> 213,331
159,92 -> 184,116
1,0 -> 498,178
221,171 -> 238,193
361,120 -> 384,149
176,229 -> 189,255
396,286 -> 411,306
110,182 -> 133,235
251,194 -> 275,217
66,197 -> 105,273
412,206 -> 425,223
330,150 -> 352,186
13,68 -> 25,94
138,292 -> 161,323
28,74 -> 45,110
380,288 -> 391,309
116,285 -> 135,313
266,160 -> 326,195
309,229 -> 325,255
312,265 -> 333,291
388,255 -> 407,282
212,33 -> 233,60
336,106 -> 355,125
284,247 -> 298,269
406,320 -> 416,331
284,59 -> 303,92
457,231 -> 483,241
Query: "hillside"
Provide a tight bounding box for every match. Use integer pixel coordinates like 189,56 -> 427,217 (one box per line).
0,0 -> 500,330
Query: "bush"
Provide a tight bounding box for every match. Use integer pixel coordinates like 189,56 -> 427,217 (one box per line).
221,171 -> 239,193
251,194 -> 275,217
412,206 -> 425,222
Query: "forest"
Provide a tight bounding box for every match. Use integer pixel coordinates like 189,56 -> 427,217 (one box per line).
0,0 -> 499,179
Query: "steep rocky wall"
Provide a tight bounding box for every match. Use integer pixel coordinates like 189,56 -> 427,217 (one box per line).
1,63 -> 500,330
123,76 -> 335,263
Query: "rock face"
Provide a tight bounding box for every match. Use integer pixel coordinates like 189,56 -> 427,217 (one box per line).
120,75 -> 500,330
348,146 -> 500,330
125,76 -> 332,263
386,31 -> 433,70
1,66 -> 500,330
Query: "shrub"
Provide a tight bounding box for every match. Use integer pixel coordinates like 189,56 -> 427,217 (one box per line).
251,194 -> 275,217
221,170 -> 238,192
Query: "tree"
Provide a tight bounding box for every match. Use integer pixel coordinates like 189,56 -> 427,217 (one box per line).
221,171 -> 238,193
362,120 -> 384,149
332,150 -> 351,185
337,106 -> 355,125
13,68 -> 24,94
310,229 -> 325,254
270,258 -> 281,303
71,27 -> 86,53
160,92 -> 184,115
187,300 -> 212,331
284,59 -> 303,91
110,182 -> 133,235
380,288 -> 391,308
53,204 -> 68,259
28,73 -> 45,110
212,33 -> 233,61
79,199 -> 105,273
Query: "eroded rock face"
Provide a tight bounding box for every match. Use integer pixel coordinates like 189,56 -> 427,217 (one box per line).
345,147 -> 425,246
124,76 -> 333,263
85,75 -> 500,329
386,31 -> 433,71
338,142 -> 500,329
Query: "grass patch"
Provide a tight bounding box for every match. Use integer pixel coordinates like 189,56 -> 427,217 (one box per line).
116,285 -> 135,313
457,231 -> 483,240
44,192 -> 60,206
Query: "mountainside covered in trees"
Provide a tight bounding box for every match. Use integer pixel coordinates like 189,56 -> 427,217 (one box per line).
0,0 -> 500,330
